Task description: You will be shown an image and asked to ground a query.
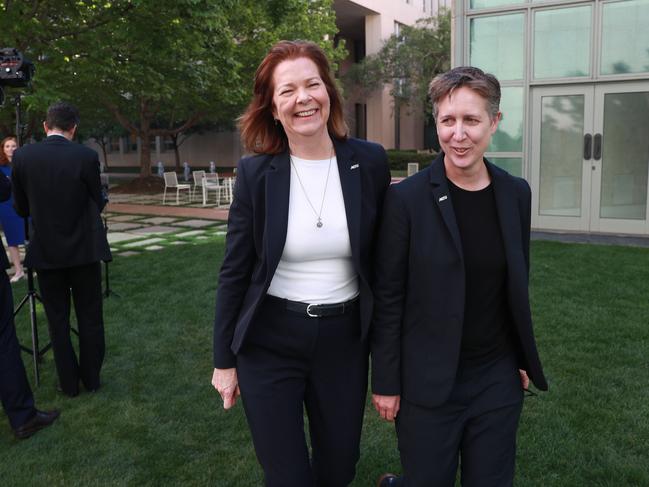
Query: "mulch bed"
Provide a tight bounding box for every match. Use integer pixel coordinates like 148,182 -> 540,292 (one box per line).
110,176 -> 165,195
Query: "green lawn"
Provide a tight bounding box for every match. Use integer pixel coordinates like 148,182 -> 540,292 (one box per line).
2,239 -> 649,486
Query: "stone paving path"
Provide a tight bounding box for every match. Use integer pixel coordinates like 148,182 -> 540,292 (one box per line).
103,211 -> 228,259
100,193 -> 231,258
2,193 -> 231,274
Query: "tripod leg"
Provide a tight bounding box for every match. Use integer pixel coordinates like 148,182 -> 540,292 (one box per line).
28,291 -> 40,385
104,260 -> 110,298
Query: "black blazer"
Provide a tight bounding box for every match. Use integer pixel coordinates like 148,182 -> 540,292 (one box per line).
213,137 -> 391,368
371,153 -> 547,409
0,171 -> 11,270
11,135 -> 111,269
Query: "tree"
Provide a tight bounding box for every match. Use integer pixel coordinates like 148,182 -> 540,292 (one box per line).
76,105 -> 129,170
343,10 -> 451,124
12,0 -> 345,177
0,1 -> 132,142
2,0 -> 345,177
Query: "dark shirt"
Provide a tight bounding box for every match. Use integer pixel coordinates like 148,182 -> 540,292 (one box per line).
447,178 -> 512,366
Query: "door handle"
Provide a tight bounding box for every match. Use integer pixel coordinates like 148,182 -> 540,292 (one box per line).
593,133 -> 602,160
583,133 -> 592,159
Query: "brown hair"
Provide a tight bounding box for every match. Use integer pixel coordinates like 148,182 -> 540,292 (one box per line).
0,136 -> 17,166
238,40 -> 348,154
428,66 -> 501,120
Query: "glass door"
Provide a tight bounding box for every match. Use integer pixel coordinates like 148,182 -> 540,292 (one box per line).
530,85 -> 594,232
590,83 -> 649,234
531,83 -> 649,235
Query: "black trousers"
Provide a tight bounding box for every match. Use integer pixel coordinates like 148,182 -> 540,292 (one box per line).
396,353 -> 524,487
236,296 -> 368,487
0,271 -> 36,429
37,262 -> 105,395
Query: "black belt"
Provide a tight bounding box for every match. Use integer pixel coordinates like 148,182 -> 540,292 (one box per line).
268,295 -> 359,318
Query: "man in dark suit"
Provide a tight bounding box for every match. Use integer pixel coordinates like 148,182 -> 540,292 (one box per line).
372,67 -> 548,487
1,170 -> 59,439
12,101 -> 111,397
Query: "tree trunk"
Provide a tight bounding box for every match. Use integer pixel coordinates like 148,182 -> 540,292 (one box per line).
138,102 -> 152,178
139,130 -> 152,178
102,145 -> 109,168
173,137 -> 181,172
98,139 -> 109,168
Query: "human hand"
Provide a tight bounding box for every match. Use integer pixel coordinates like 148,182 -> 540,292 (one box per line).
519,369 -> 530,390
372,394 -> 400,422
212,368 -> 241,410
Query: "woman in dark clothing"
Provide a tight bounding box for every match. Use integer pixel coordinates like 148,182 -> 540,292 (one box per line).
210,40 -> 391,487
372,67 -> 547,487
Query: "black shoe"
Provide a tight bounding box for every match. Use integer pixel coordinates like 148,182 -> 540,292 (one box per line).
377,473 -> 402,487
82,379 -> 101,393
56,383 -> 79,397
13,410 -> 60,439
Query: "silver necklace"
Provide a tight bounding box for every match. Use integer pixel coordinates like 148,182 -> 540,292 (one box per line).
290,147 -> 333,228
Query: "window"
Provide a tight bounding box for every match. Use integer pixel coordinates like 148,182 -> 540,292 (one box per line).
601,0 -> 649,75
489,157 -> 523,177
470,0 -> 524,10
163,136 -> 175,152
123,135 -> 138,153
354,104 -> 367,140
534,6 -> 591,79
107,137 -> 120,153
353,40 -> 366,63
490,87 -> 524,152
470,13 -> 524,81
394,21 -> 405,41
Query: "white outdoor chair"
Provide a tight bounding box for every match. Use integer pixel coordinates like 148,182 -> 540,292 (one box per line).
163,171 -> 191,205
222,176 -> 235,205
191,170 -> 206,201
202,173 -> 222,206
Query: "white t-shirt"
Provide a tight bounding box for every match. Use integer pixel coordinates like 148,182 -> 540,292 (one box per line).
267,155 -> 359,304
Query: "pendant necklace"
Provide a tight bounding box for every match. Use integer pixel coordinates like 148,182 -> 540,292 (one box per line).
290,147 -> 333,228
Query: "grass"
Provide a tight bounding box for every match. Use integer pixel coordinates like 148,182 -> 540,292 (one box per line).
2,239 -> 649,486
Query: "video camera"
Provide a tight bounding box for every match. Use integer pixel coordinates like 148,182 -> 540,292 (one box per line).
0,48 -> 35,106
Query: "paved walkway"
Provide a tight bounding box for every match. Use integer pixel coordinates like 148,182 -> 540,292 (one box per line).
107,202 -> 229,221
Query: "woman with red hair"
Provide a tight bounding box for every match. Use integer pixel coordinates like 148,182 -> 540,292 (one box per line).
211,40 -> 391,486
0,136 -> 25,282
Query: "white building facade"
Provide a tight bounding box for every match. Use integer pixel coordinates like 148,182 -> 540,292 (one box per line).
453,0 -> 649,236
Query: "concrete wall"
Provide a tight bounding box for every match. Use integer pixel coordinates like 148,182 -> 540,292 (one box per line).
88,130 -> 242,171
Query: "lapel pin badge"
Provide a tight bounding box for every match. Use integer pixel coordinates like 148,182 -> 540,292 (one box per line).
350,163 -> 359,170
439,195 -> 448,202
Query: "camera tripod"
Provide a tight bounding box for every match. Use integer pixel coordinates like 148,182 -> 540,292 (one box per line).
12,214 -> 51,385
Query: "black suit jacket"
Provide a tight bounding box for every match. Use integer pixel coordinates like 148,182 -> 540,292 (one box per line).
11,135 -> 111,269
371,152 -> 547,409
0,171 -> 11,270
213,137 -> 391,368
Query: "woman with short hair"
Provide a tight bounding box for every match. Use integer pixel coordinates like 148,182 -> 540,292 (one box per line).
373,66 -> 547,487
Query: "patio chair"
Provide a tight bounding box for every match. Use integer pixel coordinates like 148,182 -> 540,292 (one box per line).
222,176 -> 235,205
202,174 -> 223,206
163,171 -> 191,205
191,170 -> 206,201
